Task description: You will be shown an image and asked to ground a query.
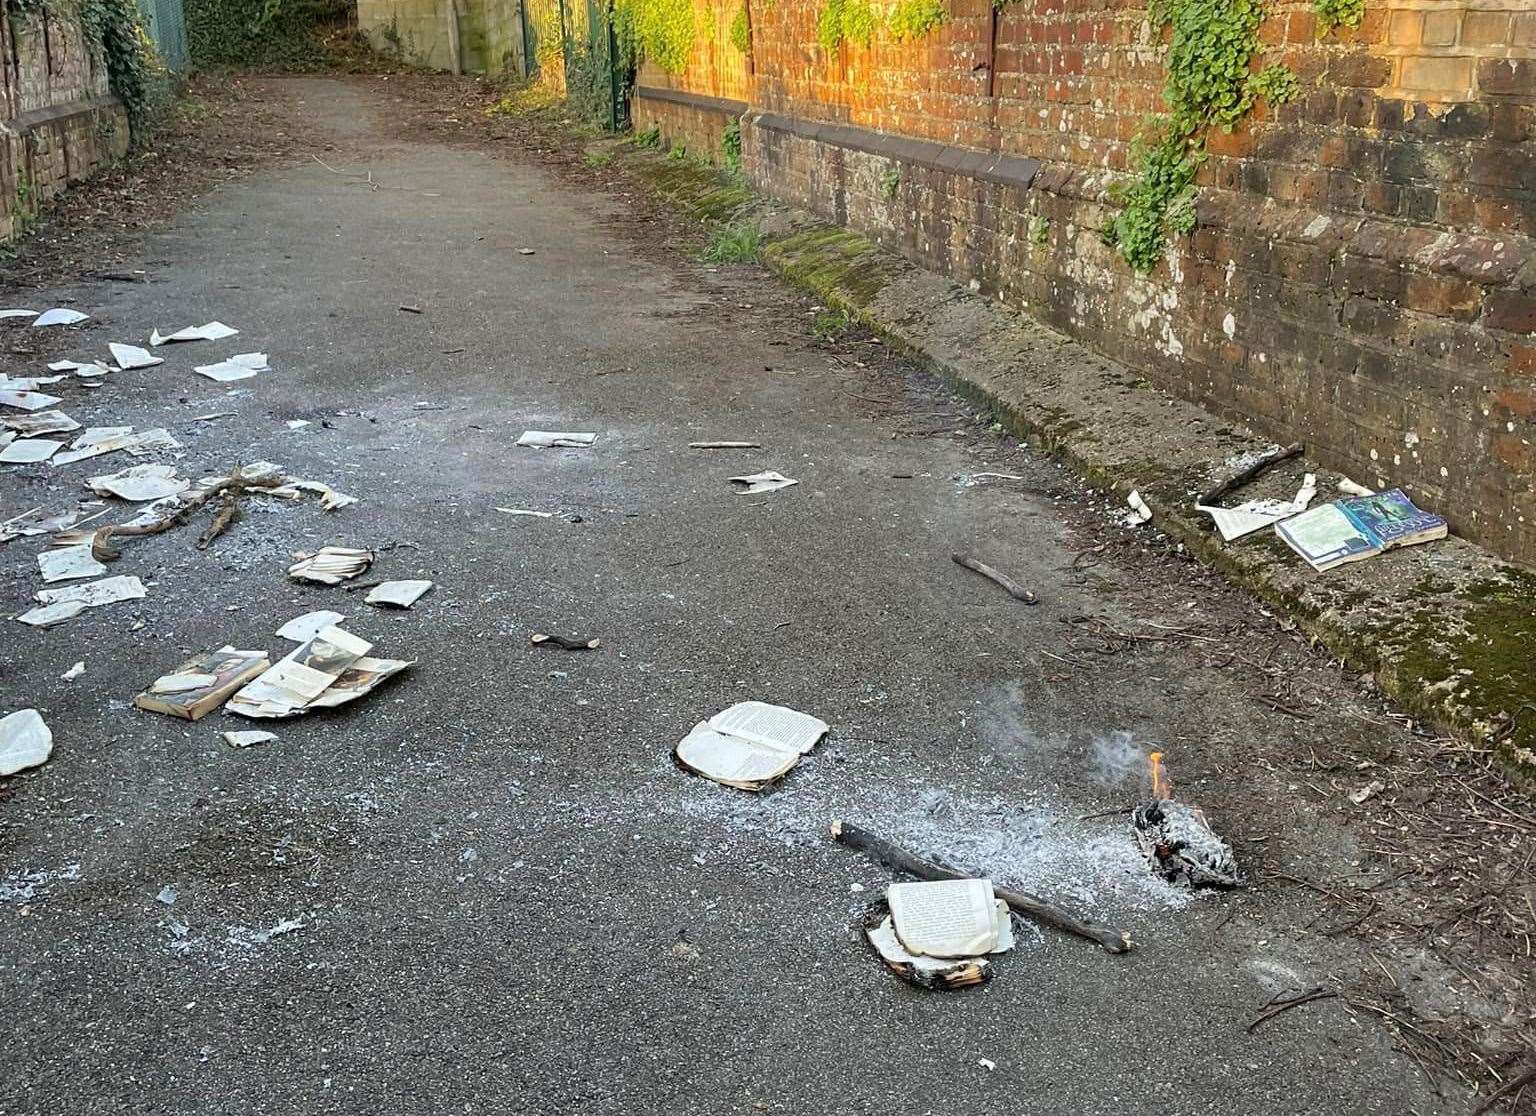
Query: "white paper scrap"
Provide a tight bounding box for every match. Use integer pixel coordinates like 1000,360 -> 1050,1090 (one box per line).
728,470 -> 798,495
31,308 -> 89,327
276,609 -> 347,642
515,430 -> 596,448
0,709 -> 53,775
61,661 -> 85,681
17,574 -> 147,626
0,390 -> 64,412
38,543 -> 108,584
1125,490 -> 1153,524
888,879 -> 1007,958
2,410 -> 80,436
150,321 -> 238,346
223,730 -> 278,748
193,352 -> 268,382
0,438 -> 61,464
365,580 -> 433,609
88,463 -> 189,502
109,343 -> 164,370
0,309 -> 38,319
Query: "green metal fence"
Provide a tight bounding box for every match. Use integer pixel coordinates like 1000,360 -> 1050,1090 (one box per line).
138,0 -> 189,71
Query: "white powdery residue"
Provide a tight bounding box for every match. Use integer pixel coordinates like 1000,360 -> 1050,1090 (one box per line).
0,862 -> 82,902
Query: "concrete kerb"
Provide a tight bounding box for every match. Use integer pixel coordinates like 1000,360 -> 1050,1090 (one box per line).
611,141 -> 1536,784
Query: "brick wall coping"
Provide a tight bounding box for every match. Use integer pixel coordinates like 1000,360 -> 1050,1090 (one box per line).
5,95 -> 124,134
748,110 -> 1042,191
633,85 -> 749,119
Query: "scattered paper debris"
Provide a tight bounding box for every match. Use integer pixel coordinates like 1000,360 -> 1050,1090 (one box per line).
495,508 -> 554,518
229,626 -> 410,719
674,701 -> 828,791
149,321 -> 238,346
156,885 -> 178,905
38,543 -> 107,584
517,247 -> 536,255
286,419 -> 311,430
276,609 -> 346,642
0,438 -> 61,464
61,661 -> 84,681
0,709 -> 53,775
223,729 -> 277,748
0,390 -> 64,412
31,308 -> 89,328
979,1059 -> 996,1071
51,427 -> 179,468
516,430 -> 596,448
0,374 -> 66,391
1124,490 -> 1152,524
2,411 -> 80,436
135,648 -> 271,720
109,343 -> 164,370
1198,473 -> 1318,542
49,359 -> 112,378
89,463 -> 190,502
0,505 -> 106,543
728,471 -> 798,495
267,478 -> 356,510
0,308 -> 38,319
193,352 -> 268,382
1338,476 -> 1375,497
689,441 -> 761,449
17,574 -> 147,627
287,546 -> 374,585
365,580 -> 433,609
1349,779 -> 1386,805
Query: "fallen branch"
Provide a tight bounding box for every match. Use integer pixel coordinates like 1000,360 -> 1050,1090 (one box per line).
1200,442 -> 1303,507
89,472 -> 287,561
951,554 -> 1038,604
1246,987 -> 1336,1033
830,820 -> 1131,954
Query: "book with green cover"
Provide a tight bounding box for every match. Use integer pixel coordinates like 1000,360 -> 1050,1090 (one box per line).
1276,488 -> 1446,572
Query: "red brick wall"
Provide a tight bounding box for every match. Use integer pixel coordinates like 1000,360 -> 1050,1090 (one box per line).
639,0 -> 1536,565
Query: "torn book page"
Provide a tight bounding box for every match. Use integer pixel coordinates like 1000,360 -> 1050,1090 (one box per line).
18,574 -> 147,627
365,580 -> 432,609
51,428 -> 179,468
31,308 -> 89,327
0,390 -> 64,412
88,463 -> 189,502
287,546 -> 373,585
865,913 -> 990,990
109,343 -> 164,370
38,543 -> 107,584
150,321 -> 238,346
134,648 -> 271,721
674,701 -> 828,791
728,471 -> 798,495
0,438 -> 62,464
887,879 -> 1011,958
2,411 -> 80,436
303,656 -> 412,710
1124,490 -> 1153,525
226,626 -> 374,719
1197,473 -> 1320,542
515,431 -> 596,448
193,352 -> 268,382
0,309 -> 38,319
49,359 -> 112,379
276,609 -> 347,642
0,709 -> 52,775
0,375 -> 66,391
0,505 -> 103,543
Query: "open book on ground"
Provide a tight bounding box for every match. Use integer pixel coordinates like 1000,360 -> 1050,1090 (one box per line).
1276,488 -> 1447,572
886,879 -> 1015,958
134,648 -> 271,721
674,701 -> 828,791
863,910 -> 991,990
227,625 -> 412,718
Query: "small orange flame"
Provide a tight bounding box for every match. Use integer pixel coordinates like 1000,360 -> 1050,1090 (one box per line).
1148,751 -> 1172,801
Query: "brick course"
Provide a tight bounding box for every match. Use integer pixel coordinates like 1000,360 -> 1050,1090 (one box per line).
634,0 -> 1536,565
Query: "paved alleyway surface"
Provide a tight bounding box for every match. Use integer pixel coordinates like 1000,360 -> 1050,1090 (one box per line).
0,79 -> 1473,1114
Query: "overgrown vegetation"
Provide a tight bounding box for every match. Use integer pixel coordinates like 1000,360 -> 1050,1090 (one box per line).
1312,0 -> 1363,33
721,116 -> 742,173
1102,0 -> 1298,273
702,220 -> 762,262
880,167 -> 900,199
729,4 -> 751,54
818,0 -> 943,50
612,0 -> 695,73
632,123 -> 663,148
186,0 -> 350,69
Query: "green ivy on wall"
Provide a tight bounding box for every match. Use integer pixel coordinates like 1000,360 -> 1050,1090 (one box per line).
1103,0 -> 1299,273
1313,0 -> 1363,33
817,0 -> 944,51
887,0 -> 944,40
729,3 -> 750,53
612,0 -> 696,73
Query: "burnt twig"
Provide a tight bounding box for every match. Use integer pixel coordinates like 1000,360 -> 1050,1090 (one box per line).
830,820 -> 1131,953
1200,442 -> 1303,507
1247,987 -> 1337,1033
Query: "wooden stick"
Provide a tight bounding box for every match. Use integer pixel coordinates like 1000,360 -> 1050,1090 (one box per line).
951,553 -> 1038,604
1246,987 -> 1336,1033
1199,442 -> 1303,506
830,820 -> 1131,954
1472,1068 -> 1536,1115
688,441 -> 761,449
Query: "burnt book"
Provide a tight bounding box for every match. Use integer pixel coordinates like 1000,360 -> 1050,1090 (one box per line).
134,647 -> 272,721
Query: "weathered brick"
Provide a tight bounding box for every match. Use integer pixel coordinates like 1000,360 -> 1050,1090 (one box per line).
1478,58 -> 1536,97
1398,55 -> 1475,98
1404,273 -> 1483,321
1421,8 -> 1460,47
1485,291 -> 1536,334
1461,10 -> 1510,48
